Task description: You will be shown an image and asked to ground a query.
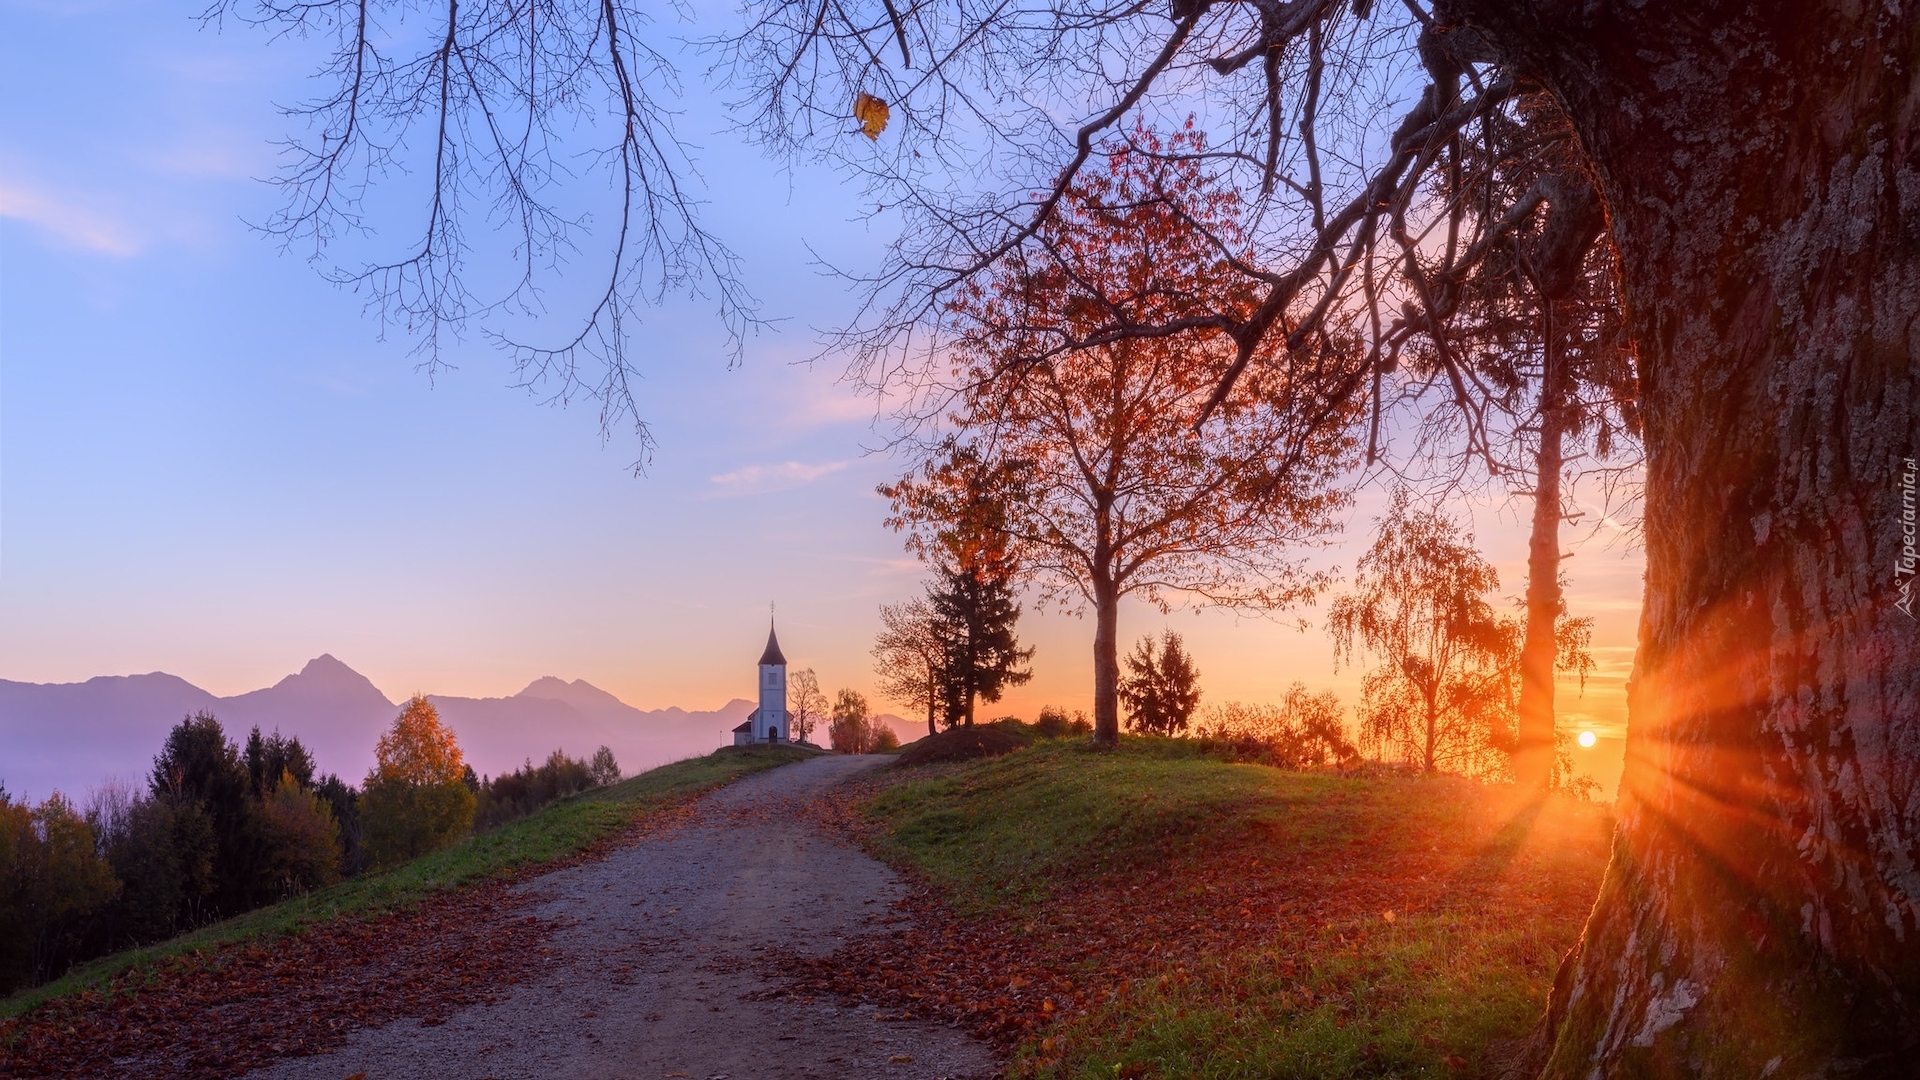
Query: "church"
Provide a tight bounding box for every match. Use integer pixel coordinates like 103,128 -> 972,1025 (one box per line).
731,622 -> 791,746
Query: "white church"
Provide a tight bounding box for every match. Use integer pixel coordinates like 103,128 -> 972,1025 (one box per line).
731,622 -> 792,746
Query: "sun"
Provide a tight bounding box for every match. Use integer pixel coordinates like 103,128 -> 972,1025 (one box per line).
1577,730 -> 1597,749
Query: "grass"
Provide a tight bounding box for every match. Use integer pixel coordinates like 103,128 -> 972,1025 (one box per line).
2,744 -> 811,1019
860,737 -> 1613,1079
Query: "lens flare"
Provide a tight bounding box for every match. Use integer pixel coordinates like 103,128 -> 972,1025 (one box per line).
1578,730 -> 1597,749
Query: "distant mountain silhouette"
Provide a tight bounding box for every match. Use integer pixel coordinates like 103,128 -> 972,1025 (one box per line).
430,683 -> 757,784
211,655 -> 399,789
0,672 -> 221,801
0,658 -> 791,802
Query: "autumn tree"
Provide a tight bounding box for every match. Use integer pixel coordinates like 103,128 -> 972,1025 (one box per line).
1118,631 -> 1203,736
787,668 -> 829,745
361,696 -> 475,869
882,134 -> 1355,745
872,599 -> 950,737
0,791 -> 119,993
827,689 -> 877,754
589,746 -> 622,787
1328,491 -> 1592,777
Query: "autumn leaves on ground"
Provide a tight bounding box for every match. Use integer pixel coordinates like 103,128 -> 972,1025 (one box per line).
2,724 -> 1607,1080
789,728 -> 1610,1079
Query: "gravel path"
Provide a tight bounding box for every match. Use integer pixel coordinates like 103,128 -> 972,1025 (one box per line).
249,754 -> 997,1080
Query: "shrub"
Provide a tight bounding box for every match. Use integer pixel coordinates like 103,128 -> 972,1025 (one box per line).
871,726 -> 902,752
361,697 -> 475,869
1195,685 -> 1360,769
1033,706 -> 1093,739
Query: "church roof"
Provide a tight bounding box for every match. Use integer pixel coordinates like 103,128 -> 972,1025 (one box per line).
733,718 -> 754,732
758,624 -> 787,666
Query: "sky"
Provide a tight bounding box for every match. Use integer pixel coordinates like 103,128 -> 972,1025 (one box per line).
0,0 -> 1642,792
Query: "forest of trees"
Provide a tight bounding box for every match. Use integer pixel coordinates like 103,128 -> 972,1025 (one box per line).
0,704 -> 624,994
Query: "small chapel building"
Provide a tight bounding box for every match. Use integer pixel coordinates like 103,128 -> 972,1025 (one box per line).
731,622 -> 791,746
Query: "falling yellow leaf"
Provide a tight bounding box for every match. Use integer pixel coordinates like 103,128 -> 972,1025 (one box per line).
854,92 -> 891,139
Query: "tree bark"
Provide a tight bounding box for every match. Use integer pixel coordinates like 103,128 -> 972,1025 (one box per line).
1441,2 -> 1920,1072
1514,302 -> 1570,793
1092,577 -> 1121,745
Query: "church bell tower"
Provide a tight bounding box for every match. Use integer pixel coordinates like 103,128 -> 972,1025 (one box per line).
754,621 -> 788,742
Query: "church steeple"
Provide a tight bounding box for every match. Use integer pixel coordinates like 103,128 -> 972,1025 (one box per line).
758,622 -> 787,667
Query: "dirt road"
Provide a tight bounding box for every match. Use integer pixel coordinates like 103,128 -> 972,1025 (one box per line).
249,754 -> 996,1080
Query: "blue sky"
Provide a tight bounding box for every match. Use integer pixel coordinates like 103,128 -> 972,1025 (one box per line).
1,0 -> 1640,791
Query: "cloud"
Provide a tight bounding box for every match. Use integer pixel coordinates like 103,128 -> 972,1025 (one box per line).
706,460 -> 850,497
0,178 -> 142,256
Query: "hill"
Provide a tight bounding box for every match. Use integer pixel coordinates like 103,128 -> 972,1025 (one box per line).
783,736 -> 1615,1079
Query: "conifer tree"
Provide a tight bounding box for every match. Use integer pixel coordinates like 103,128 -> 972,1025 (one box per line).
926,562 -> 1033,727
1119,631 -> 1203,736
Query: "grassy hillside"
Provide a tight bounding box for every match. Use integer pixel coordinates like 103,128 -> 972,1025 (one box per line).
851,736 -> 1614,1079
3,744 -> 810,1019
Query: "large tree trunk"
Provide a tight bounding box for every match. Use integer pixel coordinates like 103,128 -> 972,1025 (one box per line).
1441,2 -> 1920,1073
1514,304 -> 1571,793
1092,577 -> 1121,745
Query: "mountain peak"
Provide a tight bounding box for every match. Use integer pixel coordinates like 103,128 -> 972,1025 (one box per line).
261,655 -> 393,708
515,676 -> 628,714
300,653 -> 349,676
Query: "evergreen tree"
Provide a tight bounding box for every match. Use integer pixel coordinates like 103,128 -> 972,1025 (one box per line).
926,562 -> 1033,727
244,727 -> 317,798
149,712 -> 258,918
1119,632 -> 1202,736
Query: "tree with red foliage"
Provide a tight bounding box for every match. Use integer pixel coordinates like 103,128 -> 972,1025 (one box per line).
883,129 -> 1356,746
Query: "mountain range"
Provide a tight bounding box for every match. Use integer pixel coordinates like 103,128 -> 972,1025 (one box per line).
1,655 -> 917,802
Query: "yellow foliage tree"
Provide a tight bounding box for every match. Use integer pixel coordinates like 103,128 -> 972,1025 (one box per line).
361,696 -> 475,868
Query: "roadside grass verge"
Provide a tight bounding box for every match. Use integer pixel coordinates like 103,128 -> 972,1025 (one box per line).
850,737 -> 1612,1079
3,744 -> 810,1020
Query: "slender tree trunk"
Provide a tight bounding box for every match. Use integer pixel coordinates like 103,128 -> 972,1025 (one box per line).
925,666 -> 937,738
1515,304 -> 1571,792
1422,693 -> 1439,775
1092,576 -> 1120,745
1444,2 -> 1920,1072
